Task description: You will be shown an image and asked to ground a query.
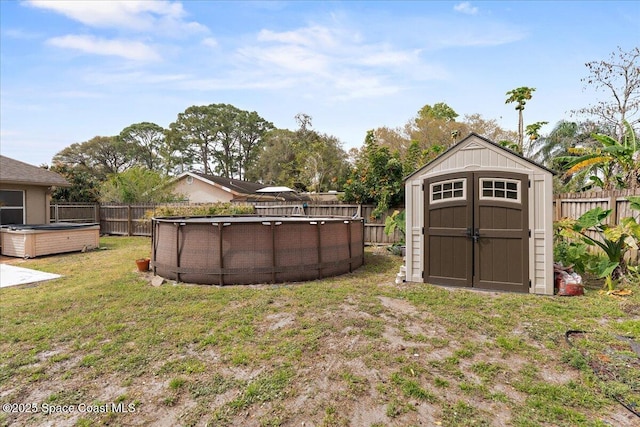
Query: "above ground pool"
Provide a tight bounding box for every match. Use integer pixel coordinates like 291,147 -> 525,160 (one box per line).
151,215 -> 364,285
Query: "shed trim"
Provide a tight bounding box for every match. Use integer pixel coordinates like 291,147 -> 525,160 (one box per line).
404,132 -> 557,182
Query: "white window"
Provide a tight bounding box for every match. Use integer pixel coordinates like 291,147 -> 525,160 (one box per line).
0,190 -> 25,225
480,178 -> 520,202
430,179 -> 466,204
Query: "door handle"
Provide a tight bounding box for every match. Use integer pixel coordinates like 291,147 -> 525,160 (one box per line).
466,228 -> 480,243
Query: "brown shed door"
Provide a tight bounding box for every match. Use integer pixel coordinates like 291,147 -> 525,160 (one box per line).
424,172 -> 529,293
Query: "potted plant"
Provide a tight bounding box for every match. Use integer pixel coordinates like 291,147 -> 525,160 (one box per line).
136,257 -> 151,272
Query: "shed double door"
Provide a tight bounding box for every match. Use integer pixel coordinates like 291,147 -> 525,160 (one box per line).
424,171 -> 529,293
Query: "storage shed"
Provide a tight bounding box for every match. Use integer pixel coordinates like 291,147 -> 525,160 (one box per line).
404,133 -> 555,295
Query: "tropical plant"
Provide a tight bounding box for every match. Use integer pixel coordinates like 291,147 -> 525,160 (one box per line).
384,210 -> 406,243
383,209 -> 407,256
558,121 -> 639,190
505,86 -> 536,153
555,197 -> 640,290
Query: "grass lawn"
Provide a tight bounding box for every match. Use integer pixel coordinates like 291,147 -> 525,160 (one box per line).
1,236 -> 639,426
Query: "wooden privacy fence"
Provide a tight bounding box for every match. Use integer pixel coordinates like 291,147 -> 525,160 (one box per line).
99,204 -> 157,236
50,203 -> 99,224
553,189 -> 640,263
553,189 -> 640,224
248,201 -> 402,245
49,202 -> 403,245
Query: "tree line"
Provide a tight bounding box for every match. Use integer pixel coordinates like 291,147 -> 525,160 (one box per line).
47,47 -> 639,214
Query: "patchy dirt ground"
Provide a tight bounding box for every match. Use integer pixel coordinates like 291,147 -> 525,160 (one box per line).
2,262 -> 639,426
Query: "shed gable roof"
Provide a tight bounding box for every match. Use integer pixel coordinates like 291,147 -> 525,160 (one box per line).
0,155 -> 70,187
405,133 -> 556,182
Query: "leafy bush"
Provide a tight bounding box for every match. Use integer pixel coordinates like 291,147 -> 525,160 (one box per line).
145,203 -> 255,220
342,130 -> 404,218
554,196 -> 640,289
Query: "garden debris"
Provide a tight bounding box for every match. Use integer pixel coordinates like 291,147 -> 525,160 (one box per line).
603,288 -> 634,297
554,263 -> 584,296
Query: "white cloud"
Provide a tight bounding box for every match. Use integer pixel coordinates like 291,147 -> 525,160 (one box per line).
454,2 -> 479,15
238,44 -> 331,74
25,0 -> 208,36
3,28 -> 41,39
257,26 -> 341,50
201,37 -> 219,48
357,45 -> 418,67
224,22 -> 457,102
47,35 -> 161,61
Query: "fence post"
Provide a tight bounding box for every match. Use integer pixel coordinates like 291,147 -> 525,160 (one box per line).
609,192 -> 618,226
127,205 -> 132,236
554,197 -> 562,221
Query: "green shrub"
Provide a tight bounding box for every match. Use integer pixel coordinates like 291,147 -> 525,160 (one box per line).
145,203 -> 255,220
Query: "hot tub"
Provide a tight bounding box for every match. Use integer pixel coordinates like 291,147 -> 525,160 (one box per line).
152,215 -> 364,285
0,223 -> 100,258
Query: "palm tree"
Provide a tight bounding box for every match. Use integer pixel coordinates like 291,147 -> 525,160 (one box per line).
531,121 -> 580,166
505,86 -> 536,154
557,121 -> 640,190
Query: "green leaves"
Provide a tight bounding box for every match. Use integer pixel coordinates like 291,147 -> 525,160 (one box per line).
560,120 -> 639,190
384,210 -> 406,242
554,201 -> 640,286
99,167 -> 180,204
168,104 -> 273,178
574,207 -> 611,231
343,130 -> 404,218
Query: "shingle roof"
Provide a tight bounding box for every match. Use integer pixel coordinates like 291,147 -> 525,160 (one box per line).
0,155 -> 70,187
191,172 -> 266,194
180,172 -> 309,201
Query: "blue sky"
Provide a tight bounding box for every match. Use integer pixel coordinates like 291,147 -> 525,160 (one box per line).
1,1 -> 638,167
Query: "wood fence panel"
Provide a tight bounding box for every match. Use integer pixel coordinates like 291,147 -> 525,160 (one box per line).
250,201 -> 402,244
554,189 -> 640,263
92,202 -> 403,245
99,206 -> 129,235
50,203 -> 98,223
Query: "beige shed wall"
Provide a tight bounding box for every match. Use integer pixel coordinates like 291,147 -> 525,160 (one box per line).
404,136 -> 554,295
173,177 -> 234,203
0,184 -> 50,224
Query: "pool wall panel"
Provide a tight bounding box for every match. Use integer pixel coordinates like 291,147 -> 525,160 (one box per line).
152,216 -> 364,285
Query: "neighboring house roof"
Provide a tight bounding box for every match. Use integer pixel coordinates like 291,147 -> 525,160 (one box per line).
176,172 -> 308,201
404,132 -> 557,182
0,155 -> 70,187
189,172 -> 266,195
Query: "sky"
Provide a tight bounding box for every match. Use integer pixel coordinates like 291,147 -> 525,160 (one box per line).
1,0 -> 639,167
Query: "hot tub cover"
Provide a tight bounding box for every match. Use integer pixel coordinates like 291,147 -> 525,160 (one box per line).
1,223 -> 99,231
